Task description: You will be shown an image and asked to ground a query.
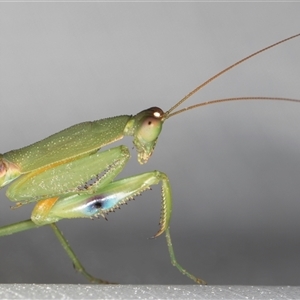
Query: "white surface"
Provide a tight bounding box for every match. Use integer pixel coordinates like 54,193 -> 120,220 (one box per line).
1,285 -> 300,300
0,3 -> 300,285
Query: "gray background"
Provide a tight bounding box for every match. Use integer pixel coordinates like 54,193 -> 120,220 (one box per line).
0,3 -> 300,285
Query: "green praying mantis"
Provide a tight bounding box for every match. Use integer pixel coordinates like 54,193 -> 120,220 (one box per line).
0,33 -> 300,285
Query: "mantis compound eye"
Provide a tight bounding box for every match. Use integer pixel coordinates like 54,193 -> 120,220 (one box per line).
138,108 -> 164,143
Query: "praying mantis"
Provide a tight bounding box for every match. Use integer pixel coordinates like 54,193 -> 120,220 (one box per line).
0,33 -> 300,285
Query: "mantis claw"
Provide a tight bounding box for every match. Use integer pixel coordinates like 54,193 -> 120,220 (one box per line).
10,203 -> 24,210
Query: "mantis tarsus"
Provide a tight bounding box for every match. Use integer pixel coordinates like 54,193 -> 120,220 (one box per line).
0,33 -> 300,285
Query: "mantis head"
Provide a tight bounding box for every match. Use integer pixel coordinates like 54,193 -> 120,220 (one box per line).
125,107 -> 165,164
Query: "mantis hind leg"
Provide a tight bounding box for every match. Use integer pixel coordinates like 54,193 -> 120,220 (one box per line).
50,223 -> 114,284
0,219 -> 113,283
165,228 -> 207,285
51,224 -> 207,284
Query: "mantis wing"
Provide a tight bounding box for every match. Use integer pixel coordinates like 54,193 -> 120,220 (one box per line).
4,115 -> 131,173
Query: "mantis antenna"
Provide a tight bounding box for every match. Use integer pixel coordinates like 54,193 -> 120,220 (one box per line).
164,33 -> 300,120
